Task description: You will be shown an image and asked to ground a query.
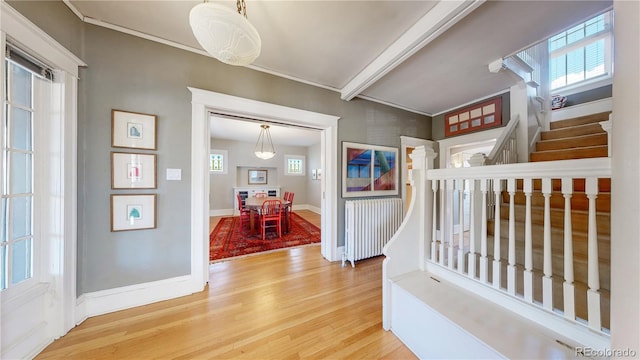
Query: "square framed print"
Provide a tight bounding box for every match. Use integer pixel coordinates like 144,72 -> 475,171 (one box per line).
248,169 -> 268,185
342,142 -> 399,197
112,109 -> 157,150
111,152 -> 157,189
111,194 -> 156,231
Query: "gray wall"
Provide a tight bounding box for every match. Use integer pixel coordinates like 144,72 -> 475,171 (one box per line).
563,85 -> 612,107
11,1 -> 431,295
210,138 -> 313,210
306,142 -> 322,209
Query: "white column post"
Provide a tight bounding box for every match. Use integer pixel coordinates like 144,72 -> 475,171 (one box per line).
507,178 -> 517,295
492,179 -> 503,289
562,177 -> 575,321
457,178 -> 466,273
585,177 -> 601,331
542,178 -> 553,311
523,178 -> 534,302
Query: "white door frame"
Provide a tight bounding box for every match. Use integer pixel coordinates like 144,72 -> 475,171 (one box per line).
189,88 -> 340,284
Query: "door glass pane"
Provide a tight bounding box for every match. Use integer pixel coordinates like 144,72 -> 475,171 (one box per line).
1,198 -> 6,243
1,244 -> 6,290
11,107 -> 32,151
11,238 -> 32,285
11,197 -> 32,239
10,64 -> 32,108
11,152 -> 32,194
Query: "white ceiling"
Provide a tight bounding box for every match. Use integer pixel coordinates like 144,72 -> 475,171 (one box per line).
210,115 -> 320,146
65,0 -> 612,146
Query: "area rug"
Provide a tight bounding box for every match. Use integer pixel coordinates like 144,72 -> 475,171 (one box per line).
210,212 -> 321,262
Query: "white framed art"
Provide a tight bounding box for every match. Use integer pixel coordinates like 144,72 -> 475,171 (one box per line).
111,194 -> 157,231
112,109 -> 157,150
111,152 -> 157,189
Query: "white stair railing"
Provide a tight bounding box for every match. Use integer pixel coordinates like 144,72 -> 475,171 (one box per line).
384,146 -> 611,350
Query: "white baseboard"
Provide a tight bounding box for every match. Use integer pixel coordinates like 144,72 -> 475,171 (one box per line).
552,98 -> 612,121
75,275 -> 205,324
305,205 -> 321,214
210,209 -> 233,217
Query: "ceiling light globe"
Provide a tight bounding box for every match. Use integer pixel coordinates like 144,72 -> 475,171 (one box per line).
254,151 -> 275,160
189,2 -> 261,66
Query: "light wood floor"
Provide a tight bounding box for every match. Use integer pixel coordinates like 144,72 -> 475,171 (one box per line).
37,211 -> 416,359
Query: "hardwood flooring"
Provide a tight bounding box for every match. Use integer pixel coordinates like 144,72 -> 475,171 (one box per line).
37,211 -> 415,359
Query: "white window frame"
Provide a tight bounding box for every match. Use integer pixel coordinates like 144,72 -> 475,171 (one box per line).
209,149 -> 228,174
549,11 -> 613,95
284,154 -> 305,176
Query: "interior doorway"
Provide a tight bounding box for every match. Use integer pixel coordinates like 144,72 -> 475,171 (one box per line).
190,88 -> 340,287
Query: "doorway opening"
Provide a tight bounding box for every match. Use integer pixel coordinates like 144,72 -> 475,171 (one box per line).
190,87 -> 340,287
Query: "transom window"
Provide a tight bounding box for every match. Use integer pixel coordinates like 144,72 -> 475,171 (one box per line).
285,155 -> 305,176
2,60 -> 35,290
549,11 -> 613,91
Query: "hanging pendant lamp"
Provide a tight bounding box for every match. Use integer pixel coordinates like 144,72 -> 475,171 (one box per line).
189,0 -> 261,66
254,125 -> 276,160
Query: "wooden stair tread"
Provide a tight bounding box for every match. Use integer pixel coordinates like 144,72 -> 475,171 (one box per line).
549,112 -> 611,130
536,133 -> 607,151
530,146 -> 608,162
540,123 -> 605,141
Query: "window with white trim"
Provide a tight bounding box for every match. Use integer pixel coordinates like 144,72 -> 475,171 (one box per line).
285,155 -> 305,176
209,149 -> 228,174
2,60 -> 40,290
549,11 -> 613,91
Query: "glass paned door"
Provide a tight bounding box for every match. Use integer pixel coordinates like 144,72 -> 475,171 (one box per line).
2,61 -> 35,290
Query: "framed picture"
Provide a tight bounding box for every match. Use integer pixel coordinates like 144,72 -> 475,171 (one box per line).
112,109 -> 157,150
111,194 -> 156,231
248,169 -> 268,185
342,142 -> 399,197
311,169 -> 317,180
111,152 -> 157,189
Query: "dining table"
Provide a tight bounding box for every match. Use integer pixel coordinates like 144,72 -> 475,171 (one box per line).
243,196 -> 292,236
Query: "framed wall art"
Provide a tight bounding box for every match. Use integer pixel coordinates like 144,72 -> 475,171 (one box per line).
111,152 -> 157,189
111,194 -> 157,231
444,96 -> 502,137
112,109 -> 157,150
342,142 -> 398,197
248,169 -> 268,185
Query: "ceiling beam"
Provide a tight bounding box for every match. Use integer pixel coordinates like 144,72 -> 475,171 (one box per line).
340,0 -> 485,101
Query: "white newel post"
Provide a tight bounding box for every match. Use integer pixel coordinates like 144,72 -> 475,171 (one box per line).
542,178 -> 554,310
562,178 -> 576,321
382,145 -> 436,330
492,179 -> 503,289
507,178 -> 517,295
523,178 -> 534,303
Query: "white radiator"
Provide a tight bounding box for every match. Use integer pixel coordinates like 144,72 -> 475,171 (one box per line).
343,198 -> 404,267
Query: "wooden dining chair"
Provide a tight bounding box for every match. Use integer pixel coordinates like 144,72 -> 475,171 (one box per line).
259,199 -> 282,240
283,192 -> 294,231
236,194 -> 251,231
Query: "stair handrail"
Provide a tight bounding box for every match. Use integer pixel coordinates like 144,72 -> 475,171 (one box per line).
486,115 -> 519,165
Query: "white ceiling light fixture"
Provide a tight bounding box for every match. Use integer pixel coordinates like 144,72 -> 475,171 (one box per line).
254,124 -> 276,160
189,0 -> 261,66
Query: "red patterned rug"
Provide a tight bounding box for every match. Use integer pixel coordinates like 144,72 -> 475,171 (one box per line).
209,212 -> 321,262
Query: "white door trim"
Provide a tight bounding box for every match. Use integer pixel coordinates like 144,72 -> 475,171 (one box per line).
189,88 -> 340,284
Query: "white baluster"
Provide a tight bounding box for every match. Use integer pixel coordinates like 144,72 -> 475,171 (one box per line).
439,179 -> 446,266
468,179 -> 477,279
480,178 -> 489,283
542,178 -> 553,311
523,178 -> 534,302
562,177 -> 575,320
493,179 -> 502,289
431,179 -> 438,263
457,179 -> 466,273
447,179 -> 455,269
586,177 -> 601,331
507,178 -> 516,295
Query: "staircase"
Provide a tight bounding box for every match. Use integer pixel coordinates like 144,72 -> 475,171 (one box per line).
488,111 -> 611,328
